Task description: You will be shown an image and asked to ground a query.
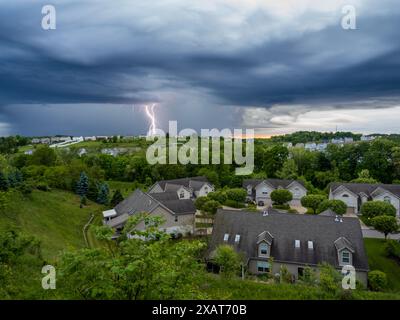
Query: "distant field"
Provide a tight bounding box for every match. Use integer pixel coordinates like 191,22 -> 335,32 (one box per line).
0,189 -> 104,260
364,238 -> 400,292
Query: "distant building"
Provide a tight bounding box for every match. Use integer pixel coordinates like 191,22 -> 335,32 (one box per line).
316,143 -> 328,151
331,138 -> 344,144
78,148 -> 87,156
344,137 -> 353,144
24,149 -> 33,155
304,142 -> 317,151
361,135 -> 375,142
84,136 -> 97,141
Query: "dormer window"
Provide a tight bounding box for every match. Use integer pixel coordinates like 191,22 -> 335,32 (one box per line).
341,250 -> 351,265
179,190 -> 185,199
223,233 -> 229,242
259,243 -> 269,257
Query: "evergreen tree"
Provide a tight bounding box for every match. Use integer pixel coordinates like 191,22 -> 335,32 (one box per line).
97,183 -> 109,205
87,181 -> 99,202
110,189 -> 124,207
0,172 -> 9,191
76,172 -> 89,197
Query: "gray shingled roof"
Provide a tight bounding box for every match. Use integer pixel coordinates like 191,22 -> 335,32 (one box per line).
243,178 -> 305,189
330,182 -> 400,198
207,209 -> 368,271
114,189 -> 159,215
257,231 -> 274,244
150,192 -> 180,201
334,237 -> 355,253
156,176 -> 210,191
158,199 -> 196,215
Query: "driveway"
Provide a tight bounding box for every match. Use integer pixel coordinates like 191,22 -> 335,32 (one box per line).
362,228 -> 400,240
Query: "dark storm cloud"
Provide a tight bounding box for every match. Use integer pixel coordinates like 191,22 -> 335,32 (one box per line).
0,1 -> 400,135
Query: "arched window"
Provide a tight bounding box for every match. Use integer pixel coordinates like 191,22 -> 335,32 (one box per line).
342,194 -> 349,198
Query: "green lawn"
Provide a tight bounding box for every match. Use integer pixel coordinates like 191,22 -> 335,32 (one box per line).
201,274 -> 400,300
364,238 -> 400,292
0,189 -> 103,260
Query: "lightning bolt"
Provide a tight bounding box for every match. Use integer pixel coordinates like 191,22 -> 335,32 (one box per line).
144,104 -> 157,136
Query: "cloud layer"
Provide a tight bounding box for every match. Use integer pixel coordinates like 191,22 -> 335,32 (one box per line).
0,1 -> 399,135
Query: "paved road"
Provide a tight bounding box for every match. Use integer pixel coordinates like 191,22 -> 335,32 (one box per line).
362,228 -> 400,240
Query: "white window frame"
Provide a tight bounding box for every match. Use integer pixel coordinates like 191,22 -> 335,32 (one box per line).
234,234 -> 240,243
295,240 -> 300,248
341,250 -> 351,264
259,243 -> 269,257
223,233 -> 229,242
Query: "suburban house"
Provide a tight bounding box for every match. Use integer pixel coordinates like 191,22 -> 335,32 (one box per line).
207,209 -> 369,285
148,176 -> 214,199
329,182 -> 400,216
102,188 -> 197,237
243,179 -> 307,206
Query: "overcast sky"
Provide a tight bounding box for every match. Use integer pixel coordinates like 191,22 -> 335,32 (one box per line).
0,0 -> 399,136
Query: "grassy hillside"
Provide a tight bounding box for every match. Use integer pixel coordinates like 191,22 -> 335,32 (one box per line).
0,189 -> 103,260
364,238 -> 400,292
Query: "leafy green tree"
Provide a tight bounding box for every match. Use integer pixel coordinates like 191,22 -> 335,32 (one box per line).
207,191 -> 227,204
202,200 -> 221,215
371,216 -> 399,239
277,159 -> 298,180
318,199 -> 347,215
225,188 -> 247,203
361,201 -> 396,222
213,245 -> 242,278
0,172 -> 9,191
263,145 -> 289,178
194,196 -> 209,211
76,172 -> 89,197
58,215 -> 206,299
318,263 -> 341,294
301,195 -> 326,214
270,189 -> 293,205
351,169 -> 378,184
110,189 -> 124,207
30,145 -> 57,166
97,183 -> 110,205
0,192 -> 10,214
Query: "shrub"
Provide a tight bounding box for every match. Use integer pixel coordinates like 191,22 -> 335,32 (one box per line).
273,204 -> 290,210
368,270 -> 387,291
213,245 -> 242,278
207,191 -> 227,204
195,196 -> 209,211
361,201 -> 396,221
384,240 -> 400,261
317,199 -> 347,215
225,188 -> 247,203
318,263 -> 341,294
270,189 -> 292,205
301,195 -> 326,214
36,182 -> 51,192
202,200 -> 221,215
224,199 -> 245,208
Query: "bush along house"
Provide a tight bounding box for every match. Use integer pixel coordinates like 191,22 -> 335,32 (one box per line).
207,208 -> 369,285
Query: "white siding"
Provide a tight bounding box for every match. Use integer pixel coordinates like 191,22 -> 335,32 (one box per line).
330,189 -> 358,213
287,183 -> 307,200
196,184 -> 214,198
373,192 -> 400,216
255,183 -> 275,202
